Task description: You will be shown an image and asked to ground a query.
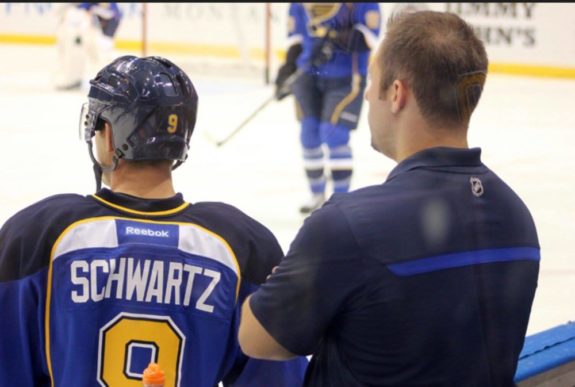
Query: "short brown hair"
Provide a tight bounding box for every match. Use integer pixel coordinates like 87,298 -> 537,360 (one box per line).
379,11 -> 488,127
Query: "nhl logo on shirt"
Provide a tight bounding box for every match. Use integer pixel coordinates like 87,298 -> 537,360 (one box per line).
469,177 -> 484,197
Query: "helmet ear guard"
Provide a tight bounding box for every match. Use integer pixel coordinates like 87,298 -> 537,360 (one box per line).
82,55 -> 198,190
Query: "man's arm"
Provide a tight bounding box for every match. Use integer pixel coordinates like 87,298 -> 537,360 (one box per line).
222,282 -> 307,387
238,295 -> 296,360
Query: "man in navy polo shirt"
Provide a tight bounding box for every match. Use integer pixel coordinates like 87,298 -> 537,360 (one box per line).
239,10 -> 540,387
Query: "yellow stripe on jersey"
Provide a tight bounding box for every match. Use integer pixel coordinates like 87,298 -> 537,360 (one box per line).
91,194 -> 190,216
331,72 -> 362,125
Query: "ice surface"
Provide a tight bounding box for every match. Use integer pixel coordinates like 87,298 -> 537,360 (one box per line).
0,45 -> 573,335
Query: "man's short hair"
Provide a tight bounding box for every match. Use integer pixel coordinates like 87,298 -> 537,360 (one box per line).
379,11 -> 488,128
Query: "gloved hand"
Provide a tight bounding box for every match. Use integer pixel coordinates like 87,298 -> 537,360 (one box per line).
275,63 -> 297,100
311,39 -> 335,66
274,43 -> 302,100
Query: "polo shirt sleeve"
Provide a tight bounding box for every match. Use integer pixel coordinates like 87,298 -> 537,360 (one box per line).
249,202 -> 364,355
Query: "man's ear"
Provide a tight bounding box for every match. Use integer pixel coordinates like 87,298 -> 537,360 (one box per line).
391,79 -> 407,114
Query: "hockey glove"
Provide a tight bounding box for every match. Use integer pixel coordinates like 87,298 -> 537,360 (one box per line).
275,43 -> 302,100
310,39 -> 335,67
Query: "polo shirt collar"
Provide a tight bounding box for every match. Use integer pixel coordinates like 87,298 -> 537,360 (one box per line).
386,147 -> 482,181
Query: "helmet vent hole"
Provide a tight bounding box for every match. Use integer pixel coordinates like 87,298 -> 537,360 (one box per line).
109,75 -> 120,87
156,73 -> 177,97
176,75 -> 189,97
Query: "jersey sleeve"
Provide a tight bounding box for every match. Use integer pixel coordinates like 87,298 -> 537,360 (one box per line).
194,202 -> 285,286
249,202 -> 366,355
0,194 -> 93,386
353,3 -> 382,50
0,216 -> 51,386
238,217 -> 284,286
287,3 -> 306,44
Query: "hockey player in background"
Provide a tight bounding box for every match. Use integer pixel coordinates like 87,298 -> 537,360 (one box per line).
0,55 -> 306,386
54,3 -> 123,91
275,3 -> 381,214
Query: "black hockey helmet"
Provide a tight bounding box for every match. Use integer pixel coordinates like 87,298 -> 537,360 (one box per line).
82,55 -> 198,186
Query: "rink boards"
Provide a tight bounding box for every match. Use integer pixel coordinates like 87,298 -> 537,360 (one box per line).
516,321 -> 575,386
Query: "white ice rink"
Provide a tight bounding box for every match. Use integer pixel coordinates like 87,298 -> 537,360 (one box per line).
0,45 -> 573,336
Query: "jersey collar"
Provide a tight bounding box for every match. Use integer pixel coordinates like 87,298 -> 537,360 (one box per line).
91,188 -> 189,216
386,147 -> 483,182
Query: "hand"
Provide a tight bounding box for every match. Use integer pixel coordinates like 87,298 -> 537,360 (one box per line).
266,266 -> 279,280
311,40 -> 334,66
274,63 -> 297,100
274,43 -> 302,100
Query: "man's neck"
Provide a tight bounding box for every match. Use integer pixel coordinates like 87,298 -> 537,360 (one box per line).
109,164 -> 176,199
396,122 -> 469,163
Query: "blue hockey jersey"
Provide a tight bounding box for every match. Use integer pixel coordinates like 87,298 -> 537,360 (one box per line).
0,188 -> 306,386
288,3 -> 381,78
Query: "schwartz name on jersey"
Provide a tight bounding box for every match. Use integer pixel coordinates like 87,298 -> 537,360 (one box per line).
0,188 -> 306,386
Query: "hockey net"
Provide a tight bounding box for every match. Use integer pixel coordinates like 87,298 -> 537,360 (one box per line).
138,3 -> 289,84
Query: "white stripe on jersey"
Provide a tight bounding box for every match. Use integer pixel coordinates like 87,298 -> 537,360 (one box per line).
53,218 -> 119,259
52,218 -> 239,277
355,23 -> 379,49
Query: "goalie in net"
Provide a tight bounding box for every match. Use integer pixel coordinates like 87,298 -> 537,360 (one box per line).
53,3 -> 123,91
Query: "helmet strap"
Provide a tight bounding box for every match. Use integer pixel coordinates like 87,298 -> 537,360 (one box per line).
87,142 -> 118,192
172,160 -> 183,170
93,162 -> 103,191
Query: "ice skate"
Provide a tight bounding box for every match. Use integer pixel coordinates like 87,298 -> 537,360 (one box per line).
299,193 -> 325,214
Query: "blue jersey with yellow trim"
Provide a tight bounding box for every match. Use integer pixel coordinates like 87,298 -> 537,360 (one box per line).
289,3 -> 381,78
0,188 -> 306,386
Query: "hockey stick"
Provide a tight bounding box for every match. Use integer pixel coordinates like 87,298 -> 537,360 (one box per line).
209,68 -> 304,147
209,27 -> 334,148
212,93 -> 275,147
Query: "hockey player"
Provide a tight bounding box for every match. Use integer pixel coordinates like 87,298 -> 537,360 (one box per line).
0,56 -> 306,386
275,3 -> 381,214
54,3 -> 123,91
